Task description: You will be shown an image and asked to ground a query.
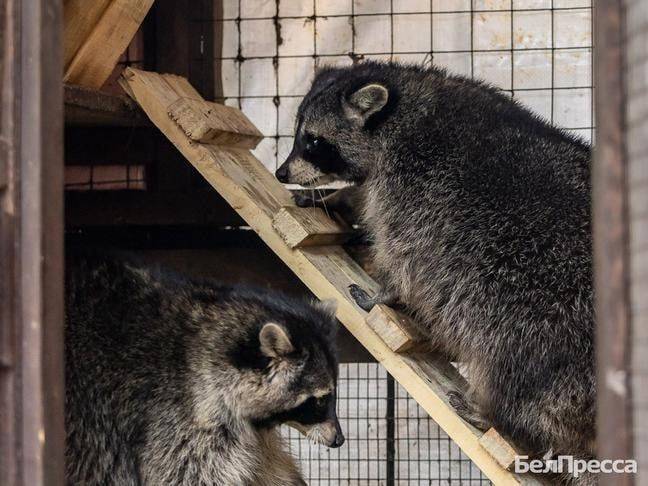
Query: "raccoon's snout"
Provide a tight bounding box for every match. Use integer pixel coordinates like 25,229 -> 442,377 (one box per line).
276,154 -> 332,187
312,420 -> 345,448
287,419 -> 345,448
275,164 -> 289,183
331,423 -> 345,448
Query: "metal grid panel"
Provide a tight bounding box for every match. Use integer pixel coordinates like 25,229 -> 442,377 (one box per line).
282,363 -> 489,485
64,165 -> 146,191
213,0 -> 593,174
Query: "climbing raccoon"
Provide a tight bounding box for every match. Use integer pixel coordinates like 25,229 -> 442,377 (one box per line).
276,62 -> 595,483
65,252 -> 343,486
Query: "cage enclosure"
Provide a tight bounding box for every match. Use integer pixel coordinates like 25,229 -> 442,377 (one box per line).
58,1 -> 597,485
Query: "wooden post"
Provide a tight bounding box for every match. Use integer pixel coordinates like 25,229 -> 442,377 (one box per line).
593,4 -> 634,485
1,0 -> 65,485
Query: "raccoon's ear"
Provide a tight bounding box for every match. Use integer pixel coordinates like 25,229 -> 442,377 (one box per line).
343,83 -> 389,126
315,299 -> 338,319
259,322 -> 294,358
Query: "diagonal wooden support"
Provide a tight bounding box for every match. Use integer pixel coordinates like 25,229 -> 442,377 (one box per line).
64,0 -> 154,88
119,68 -> 542,486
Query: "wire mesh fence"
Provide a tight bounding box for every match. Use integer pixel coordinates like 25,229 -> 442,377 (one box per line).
64,1 -> 595,481
206,1 -> 594,483
209,0 -> 593,174
282,363 -> 489,485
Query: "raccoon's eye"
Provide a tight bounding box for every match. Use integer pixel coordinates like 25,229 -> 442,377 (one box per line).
304,134 -> 323,153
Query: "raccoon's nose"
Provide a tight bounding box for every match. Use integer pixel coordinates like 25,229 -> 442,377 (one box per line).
275,165 -> 289,183
332,432 -> 345,448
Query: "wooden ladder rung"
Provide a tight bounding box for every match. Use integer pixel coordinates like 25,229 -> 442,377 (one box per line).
168,97 -> 263,148
479,427 -> 522,471
272,206 -> 351,248
366,304 -> 424,353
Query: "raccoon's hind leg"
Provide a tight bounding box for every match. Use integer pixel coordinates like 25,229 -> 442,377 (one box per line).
348,284 -> 401,312
447,390 -> 492,431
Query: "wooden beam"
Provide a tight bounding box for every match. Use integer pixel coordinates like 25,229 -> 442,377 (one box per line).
64,84 -> 150,127
272,206 -> 351,248
63,0 -> 112,70
593,3 -> 634,484
479,428 -> 519,471
64,0 -> 154,88
168,97 -> 263,148
119,68 -> 542,486
1,0 -> 65,484
366,304 -> 423,353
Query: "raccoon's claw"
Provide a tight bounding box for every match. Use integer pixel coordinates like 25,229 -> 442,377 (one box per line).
348,284 -> 375,312
293,193 -> 314,208
447,390 -> 491,431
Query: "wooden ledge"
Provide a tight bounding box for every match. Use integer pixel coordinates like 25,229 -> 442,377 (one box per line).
366,304 -> 424,353
168,97 -> 263,148
272,206 -> 351,248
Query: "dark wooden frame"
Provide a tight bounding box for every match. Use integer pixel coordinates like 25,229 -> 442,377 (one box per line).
0,0 -> 65,484
593,2 -> 635,484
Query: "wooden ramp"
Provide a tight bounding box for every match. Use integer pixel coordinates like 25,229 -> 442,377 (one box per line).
120,68 -> 543,486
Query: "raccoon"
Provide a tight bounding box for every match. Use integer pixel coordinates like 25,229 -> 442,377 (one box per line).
65,252 -> 343,486
276,62 -> 595,483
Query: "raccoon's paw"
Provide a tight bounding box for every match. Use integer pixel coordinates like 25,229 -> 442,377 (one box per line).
293,193 -> 314,208
348,284 -> 375,312
447,390 -> 491,431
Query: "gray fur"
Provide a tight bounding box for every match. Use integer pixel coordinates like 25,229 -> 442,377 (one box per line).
277,61 -> 595,484
65,253 -> 341,485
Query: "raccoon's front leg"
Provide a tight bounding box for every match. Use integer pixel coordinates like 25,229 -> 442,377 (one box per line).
348,284 -> 401,312
447,390 -> 492,431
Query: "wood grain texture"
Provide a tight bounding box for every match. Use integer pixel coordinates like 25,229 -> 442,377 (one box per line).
593,4 -> 634,485
119,68 -> 542,486
63,0 -> 112,70
366,304 -> 422,353
478,428 -> 519,471
64,83 -> 149,126
272,206 -> 351,248
168,97 -> 263,148
64,0 -> 154,88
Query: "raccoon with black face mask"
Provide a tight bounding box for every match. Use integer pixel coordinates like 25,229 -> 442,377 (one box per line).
276,62 -> 595,485
65,252 -> 343,486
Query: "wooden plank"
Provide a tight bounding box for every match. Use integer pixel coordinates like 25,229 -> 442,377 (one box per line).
594,3 -> 634,484
63,0 -> 112,70
5,0 -> 66,484
64,83 -> 150,127
64,0 -> 154,88
479,428 -> 519,471
168,97 -> 263,148
272,206 -> 351,248
120,68 -> 541,486
366,304 -> 423,353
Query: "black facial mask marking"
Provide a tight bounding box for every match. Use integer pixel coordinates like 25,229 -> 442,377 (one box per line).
253,392 -> 336,429
296,131 -> 347,176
